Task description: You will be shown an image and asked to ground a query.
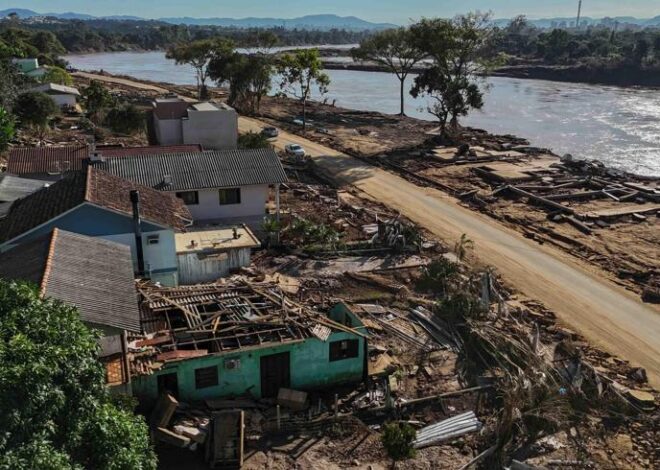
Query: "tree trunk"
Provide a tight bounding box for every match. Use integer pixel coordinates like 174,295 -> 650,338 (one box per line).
399,77 -> 406,116
302,98 -> 307,132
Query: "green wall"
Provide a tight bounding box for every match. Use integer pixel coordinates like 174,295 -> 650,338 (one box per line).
132,330 -> 366,403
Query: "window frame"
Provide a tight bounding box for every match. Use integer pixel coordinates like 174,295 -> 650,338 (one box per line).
176,190 -> 199,205
194,365 -> 219,389
218,188 -> 241,206
329,339 -> 360,362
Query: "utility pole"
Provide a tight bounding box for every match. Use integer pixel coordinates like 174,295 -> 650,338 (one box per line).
576,0 -> 583,29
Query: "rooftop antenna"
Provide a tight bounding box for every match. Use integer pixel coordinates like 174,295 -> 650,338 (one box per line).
576,0 -> 583,29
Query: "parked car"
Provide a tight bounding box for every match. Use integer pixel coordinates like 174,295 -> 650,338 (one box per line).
285,144 -> 306,158
261,126 -> 279,138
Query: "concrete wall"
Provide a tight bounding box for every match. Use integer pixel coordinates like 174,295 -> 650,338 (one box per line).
132,330 -> 366,402
154,117 -> 183,145
177,247 -> 252,285
182,108 -> 238,149
182,185 -> 269,222
0,203 -> 179,286
48,94 -> 77,107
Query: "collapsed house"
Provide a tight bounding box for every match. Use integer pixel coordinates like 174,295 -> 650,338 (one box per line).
129,282 -> 368,403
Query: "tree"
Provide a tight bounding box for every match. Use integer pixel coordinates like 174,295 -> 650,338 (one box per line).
0,106 -> 15,153
410,13 -> 491,134
381,422 -> 416,464
238,131 -> 271,149
82,80 -> 114,123
277,49 -> 330,132
0,59 -> 28,110
352,28 -> 426,115
14,91 -> 59,137
654,35 -> 660,62
0,280 -> 156,469
167,39 -> 232,99
42,66 -> 73,86
209,51 -> 274,114
632,38 -> 650,65
105,104 -> 145,134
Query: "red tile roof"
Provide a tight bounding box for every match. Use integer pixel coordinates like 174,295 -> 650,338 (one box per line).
0,166 -> 192,244
7,144 -> 203,176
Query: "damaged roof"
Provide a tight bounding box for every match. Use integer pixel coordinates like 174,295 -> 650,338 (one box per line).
98,148 -> 288,191
0,229 -> 141,332
0,174 -> 49,217
0,166 -> 192,244
7,144 -> 203,176
131,281 -> 362,375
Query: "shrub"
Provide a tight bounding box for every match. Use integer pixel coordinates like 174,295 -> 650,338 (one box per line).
381,422 -> 416,462
105,104 -> 145,134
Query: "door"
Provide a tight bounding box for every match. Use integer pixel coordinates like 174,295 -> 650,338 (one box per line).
260,352 -> 290,398
157,372 -> 179,399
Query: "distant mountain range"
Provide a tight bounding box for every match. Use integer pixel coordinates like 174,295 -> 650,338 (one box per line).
1,8 -> 659,30
0,9 -> 395,31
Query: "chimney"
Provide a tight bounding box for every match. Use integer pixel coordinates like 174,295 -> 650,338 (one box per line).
130,190 -> 145,276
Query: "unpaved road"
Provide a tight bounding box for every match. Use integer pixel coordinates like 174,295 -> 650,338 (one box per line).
240,117 -> 660,388
72,72 -> 660,387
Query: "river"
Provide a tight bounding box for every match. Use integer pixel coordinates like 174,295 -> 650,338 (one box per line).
64,51 -> 660,176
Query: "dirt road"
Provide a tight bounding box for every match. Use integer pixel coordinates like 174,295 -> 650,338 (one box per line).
240,117 -> 660,388
71,72 -> 660,386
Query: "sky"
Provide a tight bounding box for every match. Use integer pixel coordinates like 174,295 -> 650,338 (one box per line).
1,0 -> 658,24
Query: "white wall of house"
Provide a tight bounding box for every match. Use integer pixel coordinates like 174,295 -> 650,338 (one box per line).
177,247 -> 252,285
182,107 -> 238,149
179,185 -> 269,222
154,117 -> 183,145
48,94 -> 77,107
102,229 -> 179,286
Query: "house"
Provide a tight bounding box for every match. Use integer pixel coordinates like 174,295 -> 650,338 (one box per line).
152,98 -> 238,150
130,282 -> 367,403
0,228 -> 141,336
0,173 -> 49,217
29,83 -> 81,109
175,225 -> 261,284
6,143 -> 203,181
97,148 -> 288,228
0,166 -> 192,286
12,58 -> 47,78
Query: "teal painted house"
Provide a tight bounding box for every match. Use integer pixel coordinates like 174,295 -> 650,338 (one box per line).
130,285 -> 368,403
0,166 -> 192,286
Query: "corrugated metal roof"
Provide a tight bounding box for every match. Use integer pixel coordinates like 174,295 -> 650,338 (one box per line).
31,83 -> 81,96
7,144 -> 204,176
0,229 -> 141,332
98,149 -> 288,191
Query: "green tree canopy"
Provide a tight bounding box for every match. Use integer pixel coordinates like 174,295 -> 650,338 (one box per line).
0,280 -> 156,469
277,49 -> 330,131
14,91 -> 59,134
237,131 -> 271,149
105,104 -> 145,134
352,27 -> 426,115
0,106 -> 15,153
82,80 -> 114,123
42,66 -> 73,86
167,38 -> 233,99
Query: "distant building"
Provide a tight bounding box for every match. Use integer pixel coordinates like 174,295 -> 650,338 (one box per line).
12,58 -> 47,78
29,82 -> 81,109
0,173 -> 49,217
0,166 -> 192,286
97,148 -> 288,228
7,143 -> 203,181
152,98 -> 238,150
0,228 -> 141,336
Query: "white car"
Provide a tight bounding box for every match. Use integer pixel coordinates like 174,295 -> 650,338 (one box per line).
285,144 -> 306,158
261,126 -> 279,138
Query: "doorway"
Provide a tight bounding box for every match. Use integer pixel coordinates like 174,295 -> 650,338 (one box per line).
260,352 -> 290,398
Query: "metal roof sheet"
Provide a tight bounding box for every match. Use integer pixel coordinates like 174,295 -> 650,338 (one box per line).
99,148 -> 288,191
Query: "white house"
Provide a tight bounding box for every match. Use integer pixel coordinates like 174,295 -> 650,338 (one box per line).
30,83 -> 81,108
97,149 -> 288,229
152,98 -> 238,150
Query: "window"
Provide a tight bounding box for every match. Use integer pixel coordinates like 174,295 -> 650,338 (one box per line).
194,366 -> 218,389
329,339 -> 359,362
147,235 -> 160,245
219,188 -> 241,205
176,191 -> 199,205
